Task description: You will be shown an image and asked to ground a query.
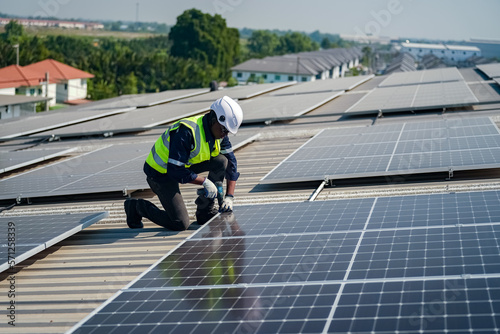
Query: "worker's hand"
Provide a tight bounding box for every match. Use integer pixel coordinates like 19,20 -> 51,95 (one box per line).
220,195 -> 234,212
202,178 -> 217,199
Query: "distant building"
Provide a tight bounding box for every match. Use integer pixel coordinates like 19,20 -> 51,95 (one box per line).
400,42 -> 481,64
231,47 -> 362,84
0,18 -> 104,30
0,59 -> 94,107
384,53 -> 416,75
23,59 -> 94,104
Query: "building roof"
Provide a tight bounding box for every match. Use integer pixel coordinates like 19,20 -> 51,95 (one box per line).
23,59 -> 94,82
402,42 -> 447,50
0,94 -> 51,107
445,44 -> 481,52
231,47 -> 361,76
232,57 -> 319,76
0,65 -> 45,89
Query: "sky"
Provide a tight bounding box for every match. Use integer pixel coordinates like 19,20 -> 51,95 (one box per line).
2,0 -> 500,41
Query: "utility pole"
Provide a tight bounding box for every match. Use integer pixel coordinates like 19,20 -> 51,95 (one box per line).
13,44 -> 19,66
45,72 -> 49,112
296,56 -> 300,82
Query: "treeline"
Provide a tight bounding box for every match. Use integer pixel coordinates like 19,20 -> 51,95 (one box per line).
0,9 -> 354,100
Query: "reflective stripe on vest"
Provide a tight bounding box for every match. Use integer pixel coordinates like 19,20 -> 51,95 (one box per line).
145,115 -> 220,174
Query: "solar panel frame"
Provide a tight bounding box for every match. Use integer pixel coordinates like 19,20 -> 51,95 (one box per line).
260,117 -> 500,184
0,212 -> 108,273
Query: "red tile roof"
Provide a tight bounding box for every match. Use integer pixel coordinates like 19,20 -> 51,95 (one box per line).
0,65 -> 45,89
24,59 -> 94,81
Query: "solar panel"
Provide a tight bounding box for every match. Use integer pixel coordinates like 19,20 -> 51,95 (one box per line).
0,132 -> 257,201
0,212 -> 108,273
495,78 -> 500,87
261,117 -> 500,184
346,81 -> 480,115
378,67 -> 464,87
32,101 -> 211,137
0,147 -> 76,174
241,91 -> 344,123
0,142 -> 151,201
69,189 -> 500,333
0,106 -> 135,140
468,81 -> 500,103
476,63 -> 500,79
269,75 -> 373,96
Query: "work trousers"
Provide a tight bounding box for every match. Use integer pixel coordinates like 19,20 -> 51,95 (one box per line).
135,154 -> 227,230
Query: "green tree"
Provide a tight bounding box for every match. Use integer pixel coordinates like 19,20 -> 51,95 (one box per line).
169,9 -> 240,80
247,30 -> 280,58
2,20 -> 25,43
120,72 -> 138,95
277,32 -> 319,54
321,37 -> 332,49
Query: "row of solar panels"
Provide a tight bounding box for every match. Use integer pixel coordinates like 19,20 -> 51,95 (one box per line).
1,67 -> 499,140
69,188 -> 500,333
3,116 -> 500,202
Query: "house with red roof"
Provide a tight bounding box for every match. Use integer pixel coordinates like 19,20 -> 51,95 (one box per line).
24,59 -> 94,104
0,59 -> 94,107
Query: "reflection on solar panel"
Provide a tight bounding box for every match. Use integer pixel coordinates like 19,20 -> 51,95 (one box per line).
0,142 -> 151,201
269,75 -> 373,96
0,148 -> 76,174
0,212 -> 108,273
378,67 -> 464,87
345,81 -> 479,115
476,63 -> 500,79
241,91 -> 344,123
69,190 -> 500,333
261,117 -> 500,184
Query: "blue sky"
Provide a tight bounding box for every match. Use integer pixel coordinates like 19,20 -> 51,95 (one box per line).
2,0 -> 500,41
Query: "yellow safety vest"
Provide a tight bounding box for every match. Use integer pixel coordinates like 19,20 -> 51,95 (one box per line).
145,115 -> 221,174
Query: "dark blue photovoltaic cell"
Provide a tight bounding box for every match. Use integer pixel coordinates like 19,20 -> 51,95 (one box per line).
74,284 -> 341,334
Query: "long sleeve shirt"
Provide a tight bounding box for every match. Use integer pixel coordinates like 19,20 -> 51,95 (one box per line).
144,114 -> 240,183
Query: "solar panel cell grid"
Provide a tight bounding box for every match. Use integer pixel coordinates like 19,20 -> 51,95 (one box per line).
261,117 -> 500,184
70,189 -> 500,333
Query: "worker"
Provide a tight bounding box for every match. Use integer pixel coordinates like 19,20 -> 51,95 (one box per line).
124,96 -> 243,230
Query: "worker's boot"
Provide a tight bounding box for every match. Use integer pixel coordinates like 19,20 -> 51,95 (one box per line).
124,198 -> 143,229
195,196 -> 218,225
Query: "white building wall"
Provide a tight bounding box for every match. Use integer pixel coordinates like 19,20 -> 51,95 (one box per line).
66,78 -> 88,101
40,83 -> 57,106
0,87 -> 15,95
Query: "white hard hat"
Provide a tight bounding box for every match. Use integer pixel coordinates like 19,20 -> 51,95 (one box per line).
210,96 -> 243,134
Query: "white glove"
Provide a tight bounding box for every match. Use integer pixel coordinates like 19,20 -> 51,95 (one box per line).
220,195 -> 234,212
202,178 -> 217,199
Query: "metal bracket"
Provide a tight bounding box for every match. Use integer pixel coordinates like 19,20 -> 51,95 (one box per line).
308,177 -> 329,202
446,167 -> 454,180
442,107 -> 447,114
377,109 -> 383,118
123,188 -> 130,197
